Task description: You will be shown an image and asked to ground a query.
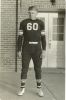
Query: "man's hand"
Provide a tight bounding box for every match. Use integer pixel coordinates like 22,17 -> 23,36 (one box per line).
42,50 -> 46,58
17,51 -> 22,58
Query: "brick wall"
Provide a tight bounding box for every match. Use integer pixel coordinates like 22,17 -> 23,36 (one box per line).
1,0 -> 16,72
18,0 -> 65,21
0,0 -> 1,70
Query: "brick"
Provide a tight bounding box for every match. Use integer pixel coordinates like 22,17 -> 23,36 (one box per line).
1,0 -> 16,71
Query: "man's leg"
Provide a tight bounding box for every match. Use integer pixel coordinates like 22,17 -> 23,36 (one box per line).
32,46 -> 44,97
21,51 -> 31,87
18,46 -> 31,96
32,52 -> 42,88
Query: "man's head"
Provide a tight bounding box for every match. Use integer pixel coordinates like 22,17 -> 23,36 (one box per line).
28,6 -> 38,20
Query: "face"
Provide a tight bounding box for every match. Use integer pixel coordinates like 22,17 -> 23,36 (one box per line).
29,10 -> 38,20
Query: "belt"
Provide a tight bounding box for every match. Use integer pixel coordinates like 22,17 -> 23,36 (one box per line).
29,42 -> 38,44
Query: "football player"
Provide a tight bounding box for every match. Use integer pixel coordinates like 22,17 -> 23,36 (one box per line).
17,6 -> 46,97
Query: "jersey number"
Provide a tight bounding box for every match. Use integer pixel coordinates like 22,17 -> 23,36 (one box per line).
27,23 -> 38,31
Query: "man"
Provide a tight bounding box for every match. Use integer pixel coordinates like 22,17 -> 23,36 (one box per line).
17,6 -> 46,97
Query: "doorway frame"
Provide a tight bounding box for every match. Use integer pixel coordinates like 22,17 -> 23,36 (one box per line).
37,11 -> 65,68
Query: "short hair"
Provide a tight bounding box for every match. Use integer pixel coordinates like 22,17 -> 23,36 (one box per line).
28,6 -> 38,11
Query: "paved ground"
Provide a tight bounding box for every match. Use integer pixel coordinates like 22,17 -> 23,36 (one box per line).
0,68 -> 65,100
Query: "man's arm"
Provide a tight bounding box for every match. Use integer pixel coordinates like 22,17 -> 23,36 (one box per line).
41,30 -> 46,51
17,30 -> 23,52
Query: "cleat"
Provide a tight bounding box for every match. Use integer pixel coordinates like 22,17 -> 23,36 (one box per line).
18,88 -> 25,96
37,88 -> 44,97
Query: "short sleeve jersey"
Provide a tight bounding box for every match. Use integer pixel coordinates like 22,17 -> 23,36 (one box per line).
19,18 -> 45,42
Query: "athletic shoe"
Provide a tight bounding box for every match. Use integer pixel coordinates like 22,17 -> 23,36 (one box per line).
18,88 -> 25,96
37,88 -> 44,97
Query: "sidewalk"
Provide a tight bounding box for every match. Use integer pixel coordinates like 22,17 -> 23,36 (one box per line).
0,68 -> 65,100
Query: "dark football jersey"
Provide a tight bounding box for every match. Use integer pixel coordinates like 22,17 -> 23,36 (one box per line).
19,18 -> 45,42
